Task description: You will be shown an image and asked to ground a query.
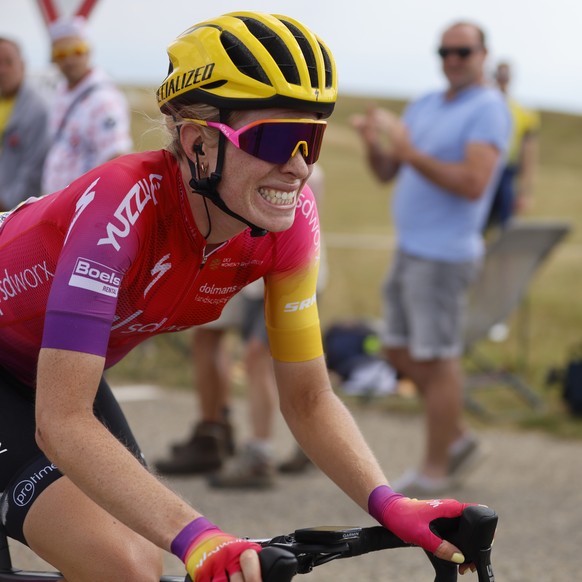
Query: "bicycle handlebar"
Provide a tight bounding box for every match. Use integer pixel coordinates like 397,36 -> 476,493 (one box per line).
0,505 -> 496,581
256,505 -> 497,582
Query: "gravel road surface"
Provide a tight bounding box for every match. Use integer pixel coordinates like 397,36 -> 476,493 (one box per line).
8,385 -> 582,581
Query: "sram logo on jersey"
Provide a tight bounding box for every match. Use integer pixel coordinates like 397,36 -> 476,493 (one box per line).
284,294 -> 317,312
69,258 -> 121,297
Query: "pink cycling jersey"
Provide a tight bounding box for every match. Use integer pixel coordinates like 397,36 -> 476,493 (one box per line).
0,150 -> 323,385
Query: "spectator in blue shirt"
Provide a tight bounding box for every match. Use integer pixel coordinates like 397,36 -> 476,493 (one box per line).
352,21 -> 511,497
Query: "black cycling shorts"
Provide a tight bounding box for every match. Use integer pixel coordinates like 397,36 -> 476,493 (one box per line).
0,370 -> 145,545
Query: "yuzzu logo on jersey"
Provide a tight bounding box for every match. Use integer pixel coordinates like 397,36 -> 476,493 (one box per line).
69,258 -> 122,297
98,174 -> 163,251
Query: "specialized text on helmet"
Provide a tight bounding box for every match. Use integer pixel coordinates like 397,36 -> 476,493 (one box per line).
157,63 -> 215,103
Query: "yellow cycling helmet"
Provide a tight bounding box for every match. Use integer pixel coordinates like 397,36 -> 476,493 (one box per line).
157,12 -> 337,118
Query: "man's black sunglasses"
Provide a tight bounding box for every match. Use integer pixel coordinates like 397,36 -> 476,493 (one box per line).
437,46 -> 480,59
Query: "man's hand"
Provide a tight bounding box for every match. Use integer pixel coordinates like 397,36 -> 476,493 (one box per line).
351,105 -> 413,163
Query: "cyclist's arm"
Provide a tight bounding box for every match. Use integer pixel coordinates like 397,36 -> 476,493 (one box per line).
275,356 -> 385,509
274,356 -> 467,565
34,347 -> 199,551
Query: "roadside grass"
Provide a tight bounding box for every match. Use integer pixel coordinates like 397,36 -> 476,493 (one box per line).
109,88 -> 582,439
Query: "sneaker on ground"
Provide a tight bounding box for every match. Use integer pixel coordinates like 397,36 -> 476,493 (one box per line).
153,420 -> 233,475
341,359 -> 398,397
448,434 -> 488,480
391,469 -> 457,498
208,443 -> 276,489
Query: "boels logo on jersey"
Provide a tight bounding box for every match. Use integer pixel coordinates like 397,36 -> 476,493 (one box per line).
69,257 -> 122,298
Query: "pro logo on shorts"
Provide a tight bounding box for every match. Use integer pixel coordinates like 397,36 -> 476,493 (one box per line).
69,258 -> 121,297
12,463 -> 58,507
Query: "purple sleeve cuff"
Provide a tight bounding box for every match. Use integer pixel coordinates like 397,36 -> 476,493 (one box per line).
368,485 -> 400,523
171,517 -> 218,561
41,310 -> 112,356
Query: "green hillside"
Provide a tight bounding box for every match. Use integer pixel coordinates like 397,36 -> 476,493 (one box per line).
113,87 -> 582,436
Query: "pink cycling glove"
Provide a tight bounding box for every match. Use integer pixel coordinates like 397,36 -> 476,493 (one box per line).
172,517 -> 262,581
368,485 -> 471,555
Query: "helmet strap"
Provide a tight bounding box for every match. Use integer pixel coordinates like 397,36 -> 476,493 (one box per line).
187,112 -> 267,238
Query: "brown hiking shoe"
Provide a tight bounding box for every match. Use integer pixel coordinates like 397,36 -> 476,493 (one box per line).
154,420 -> 235,475
170,419 -> 236,456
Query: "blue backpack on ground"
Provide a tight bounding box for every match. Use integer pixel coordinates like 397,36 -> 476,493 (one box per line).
323,321 -> 397,397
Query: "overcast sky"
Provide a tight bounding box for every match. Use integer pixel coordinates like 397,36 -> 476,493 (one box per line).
2,0 -> 581,114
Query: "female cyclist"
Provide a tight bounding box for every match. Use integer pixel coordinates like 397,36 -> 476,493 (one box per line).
0,12 -> 474,581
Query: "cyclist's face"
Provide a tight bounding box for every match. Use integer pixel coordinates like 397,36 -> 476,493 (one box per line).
207,108 -> 316,238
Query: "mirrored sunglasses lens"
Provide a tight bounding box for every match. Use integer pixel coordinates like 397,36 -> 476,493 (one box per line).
239,123 -> 326,164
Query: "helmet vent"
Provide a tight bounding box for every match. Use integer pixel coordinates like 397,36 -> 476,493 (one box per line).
318,42 -> 334,89
237,17 -> 300,85
221,30 -> 272,86
279,20 -> 318,89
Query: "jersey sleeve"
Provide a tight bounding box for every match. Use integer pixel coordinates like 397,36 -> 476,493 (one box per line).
41,168 -> 146,357
264,186 -> 323,362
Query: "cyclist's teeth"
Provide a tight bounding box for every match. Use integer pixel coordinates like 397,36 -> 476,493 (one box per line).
259,188 -> 297,205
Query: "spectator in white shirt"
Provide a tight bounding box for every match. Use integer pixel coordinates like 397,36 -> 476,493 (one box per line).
41,16 -> 132,194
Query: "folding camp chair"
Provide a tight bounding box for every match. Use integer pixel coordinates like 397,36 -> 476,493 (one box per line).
463,219 -> 571,417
